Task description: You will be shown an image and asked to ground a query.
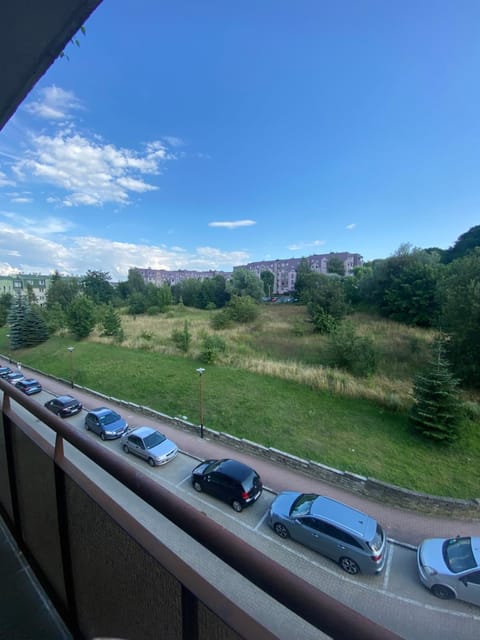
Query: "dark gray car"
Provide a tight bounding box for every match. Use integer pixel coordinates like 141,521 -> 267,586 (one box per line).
268,492 -> 387,575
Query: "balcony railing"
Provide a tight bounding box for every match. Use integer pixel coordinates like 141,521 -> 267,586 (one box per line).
0,377 -> 401,640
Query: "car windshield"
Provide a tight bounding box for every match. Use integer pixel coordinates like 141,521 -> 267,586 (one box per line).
443,537 -> 477,573
100,412 -> 120,425
64,400 -> 77,408
368,525 -> 384,553
290,494 -> 316,517
144,432 -> 166,449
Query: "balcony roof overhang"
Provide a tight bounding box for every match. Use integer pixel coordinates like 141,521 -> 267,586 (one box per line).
0,0 -> 104,131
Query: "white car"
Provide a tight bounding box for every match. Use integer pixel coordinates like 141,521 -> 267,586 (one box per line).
121,426 -> 178,467
417,536 -> 480,605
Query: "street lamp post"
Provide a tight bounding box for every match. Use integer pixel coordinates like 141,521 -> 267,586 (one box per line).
196,367 -> 205,439
6,333 -> 10,362
67,346 -> 75,388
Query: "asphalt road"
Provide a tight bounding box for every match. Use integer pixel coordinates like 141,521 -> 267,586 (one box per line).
4,364 -> 480,639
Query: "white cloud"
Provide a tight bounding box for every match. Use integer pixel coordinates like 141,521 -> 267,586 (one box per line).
0,170 -> 15,187
24,86 -> 83,120
287,239 -> 326,251
13,131 -> 166,206
208,219 -> 256,229
0,221 -> 249,280
11,197 -> 32,204
346,223 -> 356,230
161,136 -> 185,148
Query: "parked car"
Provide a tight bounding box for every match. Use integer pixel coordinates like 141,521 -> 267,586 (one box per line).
121,426 -> 178,466
0,366 -> 12,378
6,371 -> 25,384
417,536 -> 480,605
191,458 -> 263,512
84,407 -> 128,440
268,492 -> 387,575
15,378 -> 42,395
44,395 -> 83,418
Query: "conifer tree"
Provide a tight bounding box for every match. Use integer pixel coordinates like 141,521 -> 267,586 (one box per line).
7,297 -> 49,349
7,296 -> 28,350
409,339 -> 461,444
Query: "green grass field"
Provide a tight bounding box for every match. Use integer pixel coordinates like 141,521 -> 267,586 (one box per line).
1,305 -> 479,498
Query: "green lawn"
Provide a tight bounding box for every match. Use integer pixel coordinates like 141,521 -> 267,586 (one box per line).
2,332 -> 479,499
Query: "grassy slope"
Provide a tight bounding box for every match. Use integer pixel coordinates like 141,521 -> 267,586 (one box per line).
3,305 -> 479,498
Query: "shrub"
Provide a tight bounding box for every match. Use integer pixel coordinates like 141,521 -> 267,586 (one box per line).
200,334 -> 227,363
147,306 -> 162,316
211,309 -> 233,330
324,322 -> 377,377
171,320 -> 191,353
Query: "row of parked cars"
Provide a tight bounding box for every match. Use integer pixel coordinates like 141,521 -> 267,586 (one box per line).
2,368 -> 479,607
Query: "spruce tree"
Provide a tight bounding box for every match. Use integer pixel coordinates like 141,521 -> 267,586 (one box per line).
409,339 -> 461,444
23,306 -> 49,346
7,296 -> 28,350
7,297 -> 49,349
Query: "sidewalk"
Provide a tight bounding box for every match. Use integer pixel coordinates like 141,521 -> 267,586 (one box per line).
10,363 -> 480,548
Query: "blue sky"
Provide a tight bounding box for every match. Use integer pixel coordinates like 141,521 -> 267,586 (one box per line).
1,0 -> 479,280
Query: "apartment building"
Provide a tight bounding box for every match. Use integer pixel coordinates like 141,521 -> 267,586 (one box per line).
235,252 -> 363,294
136,267 -> 231,286
0,274 -> 51,306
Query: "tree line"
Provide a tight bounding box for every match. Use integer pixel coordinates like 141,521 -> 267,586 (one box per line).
2,225 -> 479,444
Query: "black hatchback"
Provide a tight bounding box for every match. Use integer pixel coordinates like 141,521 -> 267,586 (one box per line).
45,395 -> 83,418
191,458 -> 263,512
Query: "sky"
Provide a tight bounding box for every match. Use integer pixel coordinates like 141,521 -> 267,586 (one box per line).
1,0 -> 479,281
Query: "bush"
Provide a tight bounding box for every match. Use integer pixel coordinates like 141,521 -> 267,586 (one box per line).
211,309 -> 233,330
171,320 -> 191,353
324,322 -> 377,377
147,306 -> 162,316
200,334 -> 227,363
227,295 -> 260,323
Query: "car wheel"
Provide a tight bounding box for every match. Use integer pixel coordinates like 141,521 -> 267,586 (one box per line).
273,523 -> 289,539
148,457 -> 156,467
100,432 -> 106,441
193,480 -> 202,492
339,557 -> 360,575
431,584 -> 456,600
232,500 -> 243,513
123,444 -> 129,454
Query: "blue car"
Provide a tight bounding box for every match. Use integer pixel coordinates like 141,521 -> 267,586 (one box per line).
85,407 -> 128,440
15,378 -> 42,395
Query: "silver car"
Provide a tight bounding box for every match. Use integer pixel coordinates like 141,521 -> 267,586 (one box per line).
268,492 -> 387,575
121,426 -> 178,467
417,536 -> 480,605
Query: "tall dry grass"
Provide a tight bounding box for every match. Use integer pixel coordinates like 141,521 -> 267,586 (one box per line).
89,305 -> 436,410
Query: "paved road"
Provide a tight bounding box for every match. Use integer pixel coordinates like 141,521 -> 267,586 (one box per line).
6,361 -> 480,547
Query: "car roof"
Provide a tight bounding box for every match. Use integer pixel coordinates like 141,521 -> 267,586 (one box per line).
20,378 -> 38,384
311,496 -> 375,539
89,407 -> 115,416
217,459 -> 256,480
129,426 -> 156,438
56,395 -> 77,403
